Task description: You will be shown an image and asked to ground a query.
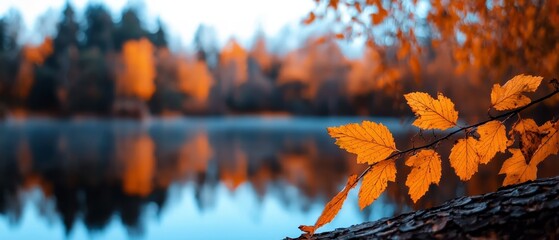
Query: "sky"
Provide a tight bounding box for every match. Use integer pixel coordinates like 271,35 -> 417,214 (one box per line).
0,0 -> 316,48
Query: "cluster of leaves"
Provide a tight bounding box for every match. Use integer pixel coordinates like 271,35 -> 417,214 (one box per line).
305,0 -> 559,79
299,74 -> 559,236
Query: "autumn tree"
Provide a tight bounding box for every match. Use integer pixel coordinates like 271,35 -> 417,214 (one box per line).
116,38 -> 156,100
305,0 -> 559,80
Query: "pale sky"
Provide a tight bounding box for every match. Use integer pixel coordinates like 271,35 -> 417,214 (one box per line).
0,0 -> 316,48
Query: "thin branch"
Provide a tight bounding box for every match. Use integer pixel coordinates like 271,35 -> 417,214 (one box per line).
306,88 -> 559,235
354,88 -> 559,189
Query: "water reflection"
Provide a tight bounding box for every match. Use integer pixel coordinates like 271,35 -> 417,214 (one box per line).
0,117 -> 558,239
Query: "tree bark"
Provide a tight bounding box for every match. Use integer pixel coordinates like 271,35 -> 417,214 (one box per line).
289,176 -> 559,239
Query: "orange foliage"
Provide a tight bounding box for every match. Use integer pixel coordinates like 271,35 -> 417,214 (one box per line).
220,39 -> 248,87
119,133 -> 155,196
405,149 -> 442,203
220,148 -> 248,191
303,74 -> 559,235
22,37 -> 53,65
404,92 -> 459,130
299,174 -> 358,236
177,58 -> 214,103
14,37 -> 54,99
117,38 -> 156,100
328,121 -> 397,165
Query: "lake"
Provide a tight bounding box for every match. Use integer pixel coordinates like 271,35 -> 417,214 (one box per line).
1,117 -> 557,239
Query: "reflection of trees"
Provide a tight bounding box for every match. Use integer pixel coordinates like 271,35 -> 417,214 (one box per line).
1,121 -> 557,235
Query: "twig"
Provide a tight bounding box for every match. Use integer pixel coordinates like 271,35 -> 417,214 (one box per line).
352,88 -> 559,193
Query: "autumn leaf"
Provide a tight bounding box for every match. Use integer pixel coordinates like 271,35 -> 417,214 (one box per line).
371,6 -> 388,24
476,120 -> 508,164
530,121 -> 559,166
358,160 -> 396,209
511,118 -> 543,160
499,149 -> 537,186
328,121 -> 397,165
404,92 -> 459,130
490,74 -> 543,111
299,175 -> 358,236
303,12 -> 316,25
449,137 -> 480,181
405,150 -> 442,203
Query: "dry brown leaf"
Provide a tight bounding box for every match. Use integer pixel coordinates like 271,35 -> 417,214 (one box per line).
449,137 -> 480,181
328,121 -> 397,164
405,149 -> 442,203
490,74 -> 543,111
358,160 -> 396,209
476,120 -> 508,164
404,92 -> 458,130
299,175 -> 358,236
499,148 -> 537,186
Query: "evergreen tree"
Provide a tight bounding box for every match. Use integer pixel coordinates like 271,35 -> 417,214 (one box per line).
84,4 -> 115,52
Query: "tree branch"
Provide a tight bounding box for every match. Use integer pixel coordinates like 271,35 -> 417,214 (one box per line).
352,88 -> 559,195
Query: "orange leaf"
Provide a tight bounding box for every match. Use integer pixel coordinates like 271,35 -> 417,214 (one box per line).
404,92 -> 459,130
371,6 -> 388,24
530,121 -> 559,166
490,74 -> 543,111
303,12 -> 316,25
299,175 -> 358,236
511,118 -> 543,160
405,149 -> 442,203
476,120 -> 508,164
499,149 -> 537,186
328,121 -> 397,164
358,160 -> 396,209
335,33 -> 345,39
449,137 -> 480,181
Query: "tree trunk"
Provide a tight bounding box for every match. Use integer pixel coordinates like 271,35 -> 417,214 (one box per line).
289,176 -> 559,239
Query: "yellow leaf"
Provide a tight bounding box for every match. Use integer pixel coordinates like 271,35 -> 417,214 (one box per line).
530,121 -> 559,166
449,137 -> 480,181
499,149 -> 537,186
476,120 -> 508,164
490,74 -> 543,111
299,175 -> 358,236
358,160 -> 396,209
404,92 -> 459,130
328,121 -> 397,164
405,150 -> 442,203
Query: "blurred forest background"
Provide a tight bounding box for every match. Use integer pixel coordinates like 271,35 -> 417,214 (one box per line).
0,1 -> 556,119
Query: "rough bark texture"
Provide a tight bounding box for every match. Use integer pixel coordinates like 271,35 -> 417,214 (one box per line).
289,176 -> 559,239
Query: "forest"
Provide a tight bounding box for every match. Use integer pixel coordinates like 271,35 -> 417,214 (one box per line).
1,1 -> 556,118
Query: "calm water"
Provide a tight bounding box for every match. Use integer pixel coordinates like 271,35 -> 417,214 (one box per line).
1,117 -> 557,239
